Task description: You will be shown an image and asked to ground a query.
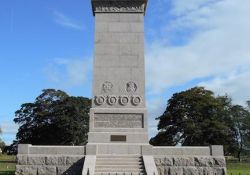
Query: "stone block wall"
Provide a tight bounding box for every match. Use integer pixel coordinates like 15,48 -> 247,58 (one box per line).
16,155 -> 84,175
16,145 -> 85,175
154,156 -> 226,175
153,146 -> 227,175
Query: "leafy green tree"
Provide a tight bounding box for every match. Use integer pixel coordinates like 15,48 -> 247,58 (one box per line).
231,105 -> 250,161
150,87 -> 236,154
14,89 -> 91,145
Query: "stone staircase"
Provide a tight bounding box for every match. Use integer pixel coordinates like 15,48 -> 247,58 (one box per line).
94,155 -> 146,175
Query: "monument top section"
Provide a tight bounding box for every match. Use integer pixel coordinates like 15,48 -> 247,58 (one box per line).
91,0 -> 148,16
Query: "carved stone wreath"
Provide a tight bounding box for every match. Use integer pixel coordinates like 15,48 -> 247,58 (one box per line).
131,95 -> 141,106
119,95 -> 129,106
95,95 -> 105,105
107,95 -> 117,105
94,95 -> 142,106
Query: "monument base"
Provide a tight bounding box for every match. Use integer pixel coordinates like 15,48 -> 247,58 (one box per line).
16,144 -> 227,175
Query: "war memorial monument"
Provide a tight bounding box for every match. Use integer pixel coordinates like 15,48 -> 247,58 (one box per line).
16,0 -> 227,174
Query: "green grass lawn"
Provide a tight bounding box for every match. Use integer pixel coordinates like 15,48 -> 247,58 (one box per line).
227,162 -> 250,175
0,154 -> 16,175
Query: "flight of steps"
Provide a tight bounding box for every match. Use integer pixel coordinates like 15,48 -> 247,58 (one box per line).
94,155 -> 146,175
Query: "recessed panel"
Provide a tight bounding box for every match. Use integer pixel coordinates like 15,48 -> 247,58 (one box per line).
94,113 -> 144,128
111,135 -> 126,142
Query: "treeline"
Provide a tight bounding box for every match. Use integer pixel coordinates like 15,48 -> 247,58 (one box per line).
150,87 -> 250,161
3,87 -> 250,161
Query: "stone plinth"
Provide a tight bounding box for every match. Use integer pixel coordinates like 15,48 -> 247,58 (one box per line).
16,144 -> 227,175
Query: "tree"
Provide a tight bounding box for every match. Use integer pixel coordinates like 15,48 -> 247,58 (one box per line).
150,87 -> 236,154
0,127 -> 5,151
14,89 -> 91,145
231,105 -> 250,161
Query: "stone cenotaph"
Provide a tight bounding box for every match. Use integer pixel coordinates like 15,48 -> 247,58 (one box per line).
88,0 -> 149,148
16,0 -> 227,175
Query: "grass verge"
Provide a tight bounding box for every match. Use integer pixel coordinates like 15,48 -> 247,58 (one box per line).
0,154 -> 16,175
227,162 -> 250,175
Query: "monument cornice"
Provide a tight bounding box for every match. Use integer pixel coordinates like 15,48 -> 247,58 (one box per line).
91,0 -> 148,16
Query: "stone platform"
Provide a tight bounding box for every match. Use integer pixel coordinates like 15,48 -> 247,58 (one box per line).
16,144 -> 227,175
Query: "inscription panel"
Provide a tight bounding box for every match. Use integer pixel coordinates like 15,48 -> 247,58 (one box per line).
92,1 -> 146,13
111,135 -> 126,142
94,113 -> 143,128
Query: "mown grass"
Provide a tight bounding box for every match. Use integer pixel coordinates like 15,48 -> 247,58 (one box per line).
227,162 -> 250,175
0,154 -> 16,175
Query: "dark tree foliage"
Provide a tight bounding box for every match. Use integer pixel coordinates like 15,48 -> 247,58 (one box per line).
150,87 -> 237,154
231,105 -> 250,161
14,89 -> 91,145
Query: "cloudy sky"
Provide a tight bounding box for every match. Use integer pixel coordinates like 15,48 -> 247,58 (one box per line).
0,0 -> 250,145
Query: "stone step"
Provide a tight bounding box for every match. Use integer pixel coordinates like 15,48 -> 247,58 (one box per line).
94,172 -> 144,175
95,168 -> 144,173
97,155 -> 141,158
95,155 -> 145,175
96,161 -> 143,165
97,157 -> 141,159
96,165 -> 143,169
96,159 -> 143,164
96,158 -> 142,162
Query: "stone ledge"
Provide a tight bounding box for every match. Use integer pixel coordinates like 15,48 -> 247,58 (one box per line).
17,155 -> 84,166
153,146 -> 211,156
18,144 -> 85,155
91,0 -> 148,15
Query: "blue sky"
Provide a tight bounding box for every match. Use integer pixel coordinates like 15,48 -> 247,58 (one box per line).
1,0 -> 250,145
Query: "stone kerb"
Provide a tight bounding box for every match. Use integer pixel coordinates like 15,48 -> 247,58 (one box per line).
153,146 -> 211,156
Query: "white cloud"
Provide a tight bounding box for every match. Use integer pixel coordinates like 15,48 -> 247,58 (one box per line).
146,0 -> 250,105
44,58 -> 92,87
147,97 -> 167,137
199,70 -> 250,106
53,11 -> 85,30
0,122 -> 18,144
170,0 -> 219,16
0,122 -> 18,135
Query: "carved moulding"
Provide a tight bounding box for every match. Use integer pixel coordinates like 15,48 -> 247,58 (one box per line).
91,0 -> 147,14
107,95 -> 117,105
102,81 -> 113,93
95,95 -> 106,105
126,81 -> 137,93
94,95 -> 142,106
131,95 -> 141,106
119,95 -> 129,106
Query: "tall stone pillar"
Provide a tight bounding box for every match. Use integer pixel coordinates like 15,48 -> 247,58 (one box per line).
88,0 -> 149,147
